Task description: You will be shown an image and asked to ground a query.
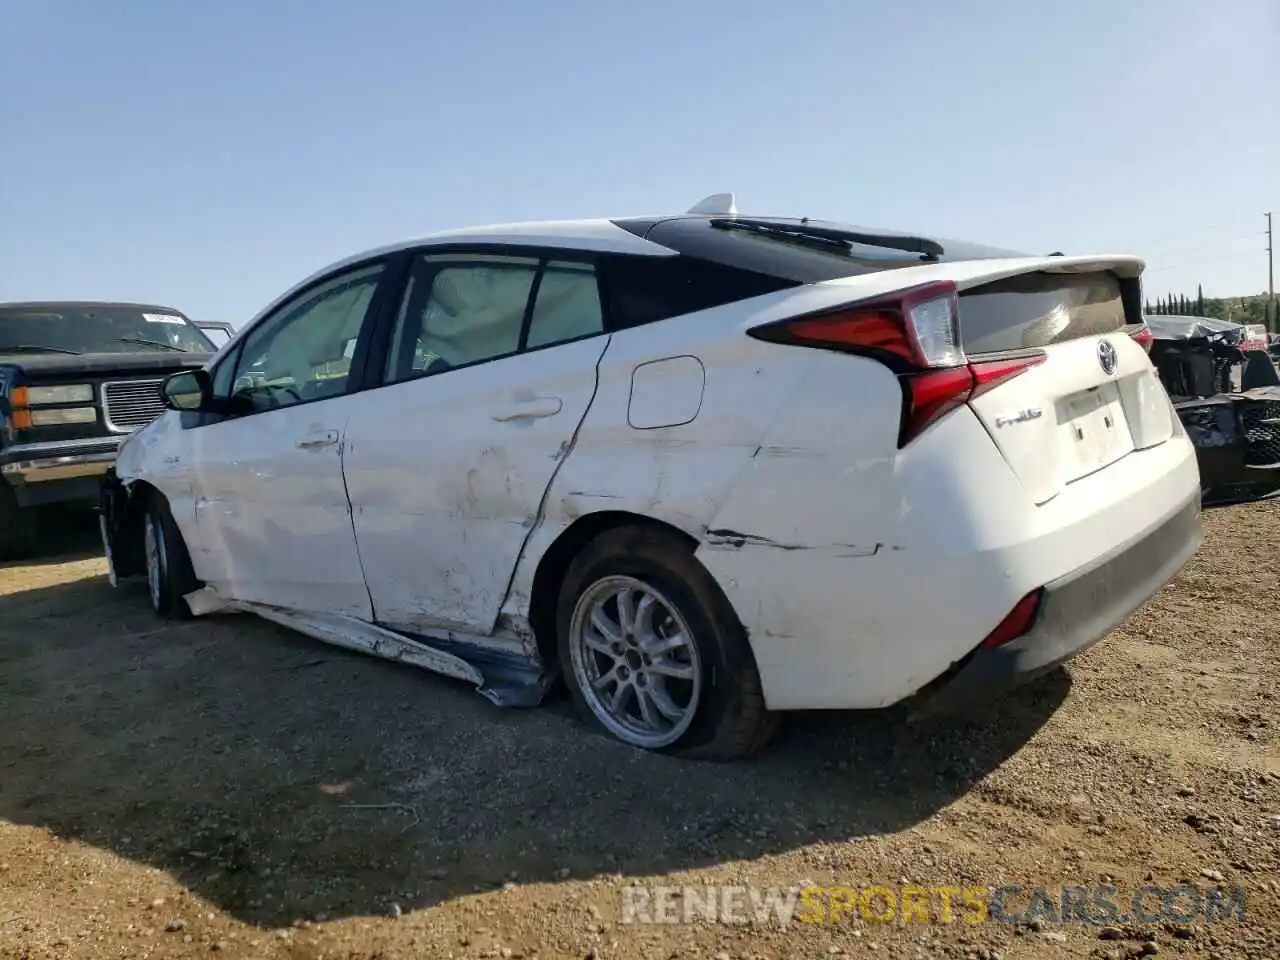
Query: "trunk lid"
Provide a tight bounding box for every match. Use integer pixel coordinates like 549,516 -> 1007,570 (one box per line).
959,269 -> 1174,505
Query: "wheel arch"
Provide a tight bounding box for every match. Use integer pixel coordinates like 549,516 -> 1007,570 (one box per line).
108,477 -> 191,580
102,475 -> 159,578
527,510 -> 700,666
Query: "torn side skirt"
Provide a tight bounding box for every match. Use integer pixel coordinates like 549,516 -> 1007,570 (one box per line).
229,602 -> 556,708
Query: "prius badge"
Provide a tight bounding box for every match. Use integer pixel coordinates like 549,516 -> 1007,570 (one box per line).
994,408 -> 1043,429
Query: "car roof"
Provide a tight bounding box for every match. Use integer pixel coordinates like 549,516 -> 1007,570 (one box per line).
0,300 -> 190,316
240,200 -> 1123,335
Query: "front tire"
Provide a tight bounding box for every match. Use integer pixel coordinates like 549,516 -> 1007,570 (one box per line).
556,526 -> 779,761
0,484 -> 37,561
144,493 -> 198,619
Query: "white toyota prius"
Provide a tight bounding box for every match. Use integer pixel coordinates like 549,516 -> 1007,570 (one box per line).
99,194 -> 1203,760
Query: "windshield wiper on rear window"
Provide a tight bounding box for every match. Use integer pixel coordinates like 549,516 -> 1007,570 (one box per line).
709,217 -> 945,262
0,344 -> 84,355
116,337 -> 185,352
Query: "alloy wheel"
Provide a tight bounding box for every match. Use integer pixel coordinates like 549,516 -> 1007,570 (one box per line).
568,575 -> 703,749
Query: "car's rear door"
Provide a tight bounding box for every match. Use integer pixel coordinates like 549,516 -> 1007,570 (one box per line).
340,248 -> 610,635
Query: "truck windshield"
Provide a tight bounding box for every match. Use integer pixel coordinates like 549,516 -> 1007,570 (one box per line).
0,305 -> 215,356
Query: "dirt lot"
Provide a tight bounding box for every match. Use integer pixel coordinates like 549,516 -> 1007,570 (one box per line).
0,505 -> 1277,960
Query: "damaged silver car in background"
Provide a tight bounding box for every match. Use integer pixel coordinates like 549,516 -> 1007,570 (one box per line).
1143,314 -> 1280,505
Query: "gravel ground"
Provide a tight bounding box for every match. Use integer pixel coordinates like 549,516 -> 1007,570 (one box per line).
0,504 -> 1277,960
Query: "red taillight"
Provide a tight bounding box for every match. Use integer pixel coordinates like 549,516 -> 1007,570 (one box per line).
748,280 -> 1047,447
899,354 -> 1046,446
748,280 -> 965,372
1130,325 -> 1154,353
979,589 -> 1043,650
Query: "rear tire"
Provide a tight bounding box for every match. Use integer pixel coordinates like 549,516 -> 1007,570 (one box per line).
556,526 -> 779,761
0,485 -> 38,561
144,493 -> 198,619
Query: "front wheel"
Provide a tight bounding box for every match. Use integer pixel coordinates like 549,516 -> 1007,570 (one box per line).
556,526 -> 779,761
144,494 -> 198,619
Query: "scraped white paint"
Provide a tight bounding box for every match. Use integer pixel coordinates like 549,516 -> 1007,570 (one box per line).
340,335 -> 611,636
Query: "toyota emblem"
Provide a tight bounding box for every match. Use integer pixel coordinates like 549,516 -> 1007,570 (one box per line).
1098,340 -> 1117,375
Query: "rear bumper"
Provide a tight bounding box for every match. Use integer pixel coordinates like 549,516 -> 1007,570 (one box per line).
909,490 -> 1202,718
0,437 -> 123,507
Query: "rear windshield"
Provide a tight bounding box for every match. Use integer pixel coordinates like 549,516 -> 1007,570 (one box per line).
614,216 -> 1027,284
958,272 -> 1130,354
0,305 -> 214,356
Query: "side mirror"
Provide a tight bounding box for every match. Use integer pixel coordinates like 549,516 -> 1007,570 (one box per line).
161,369 -> 212,412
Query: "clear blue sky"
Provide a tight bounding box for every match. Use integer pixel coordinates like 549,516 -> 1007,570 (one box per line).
2,0 -> 1276,325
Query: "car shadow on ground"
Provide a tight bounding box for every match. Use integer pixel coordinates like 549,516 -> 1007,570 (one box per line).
0,507 -> 104,571
0,563 -> 1070,929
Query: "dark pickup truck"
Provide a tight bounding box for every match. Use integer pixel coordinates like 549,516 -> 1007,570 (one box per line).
0,301 -> 216,558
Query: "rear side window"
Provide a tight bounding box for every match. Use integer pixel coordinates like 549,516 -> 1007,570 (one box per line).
598,254 -> 796,331
958,272 -> 1130,354
526,261 -> 604,348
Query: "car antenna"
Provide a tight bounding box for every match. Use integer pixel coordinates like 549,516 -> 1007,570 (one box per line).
687,192 -> 737,216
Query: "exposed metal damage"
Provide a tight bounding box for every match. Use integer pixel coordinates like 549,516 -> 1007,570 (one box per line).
704,528 -> 894,557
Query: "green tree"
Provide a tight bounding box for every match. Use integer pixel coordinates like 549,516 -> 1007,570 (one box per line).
1196,284 -> 1205,316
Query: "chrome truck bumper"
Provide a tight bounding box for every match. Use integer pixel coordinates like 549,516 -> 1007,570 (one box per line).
0,437 -> 124,507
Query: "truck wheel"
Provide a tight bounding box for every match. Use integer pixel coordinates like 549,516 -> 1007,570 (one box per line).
0,485 -> 38,561
557,525 -> 779,761
144,493 -> 198,619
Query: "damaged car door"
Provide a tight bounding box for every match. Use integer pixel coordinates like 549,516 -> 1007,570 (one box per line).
187,262 -> 392,615
340,251 -> 610,637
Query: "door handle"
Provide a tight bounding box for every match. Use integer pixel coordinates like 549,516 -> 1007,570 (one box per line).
296,429 -> 339,449
490,398 -> 563,422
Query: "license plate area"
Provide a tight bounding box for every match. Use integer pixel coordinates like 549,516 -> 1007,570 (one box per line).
1059,382 -> 1134,479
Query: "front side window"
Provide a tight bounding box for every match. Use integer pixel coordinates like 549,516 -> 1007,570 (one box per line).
0,304 -> 215,357
218,264 -> 384,413
526,260 -> 604,348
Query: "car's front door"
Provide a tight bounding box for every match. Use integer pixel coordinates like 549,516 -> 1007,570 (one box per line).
341,250 -> 610,634
188,261 -> 393,617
